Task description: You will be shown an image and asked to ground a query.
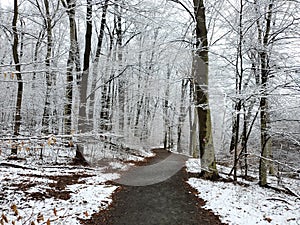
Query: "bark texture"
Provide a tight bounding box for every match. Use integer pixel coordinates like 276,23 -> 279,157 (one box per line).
12,0 -> 23,136
193,0 -> 218,179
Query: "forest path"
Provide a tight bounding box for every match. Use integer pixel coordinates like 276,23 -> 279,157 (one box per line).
82,149 -> 226,225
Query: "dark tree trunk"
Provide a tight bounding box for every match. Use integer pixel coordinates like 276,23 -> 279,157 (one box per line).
192,0 -> 218,179
89,0 -> 109,125
62,0 -> 81,135
12,0 -> 23,136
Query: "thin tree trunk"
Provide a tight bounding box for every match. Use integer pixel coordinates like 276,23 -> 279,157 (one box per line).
134,36 -> 143,137
12,0 -> 23,137
241,105 -> 248,177
163,66 -> 171,149
258,0 -> 274,186
177,79 -> 188,153
233,0 -> 244,183
62,0 -> 81,135
115,0 -> 125,133
42,0 -> 53,134
89,0 -> 109,125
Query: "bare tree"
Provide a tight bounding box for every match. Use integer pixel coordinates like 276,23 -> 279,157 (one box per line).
12,0 -> 23,136
192,0 -> 218,179
78,0 -> 93,134
61,0 -> 81,135
257,0 -> 274,187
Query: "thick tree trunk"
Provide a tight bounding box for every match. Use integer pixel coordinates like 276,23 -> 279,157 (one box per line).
75,0 -> 93,165
193,0 -> 218,179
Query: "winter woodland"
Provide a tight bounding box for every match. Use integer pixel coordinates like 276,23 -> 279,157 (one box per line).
0,0 -> 299,224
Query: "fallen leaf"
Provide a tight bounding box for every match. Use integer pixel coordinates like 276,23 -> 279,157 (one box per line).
11,205 -> 18,215
1,214 -> 8,223
53,208 -> 57,216
37,213 -> 44,222
264,217 -> 272,223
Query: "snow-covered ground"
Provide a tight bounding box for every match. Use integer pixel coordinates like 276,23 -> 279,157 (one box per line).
0,137 -> 152,225
186,158 -> 300,225
0,165 -> 119,225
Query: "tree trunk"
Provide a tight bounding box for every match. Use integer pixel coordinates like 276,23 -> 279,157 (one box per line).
114,0 -> 125,133
177,79 -> 188,153
258,0 -> 274,187
12,0 -> 23,136
76,0 -> 92,165
42,0 -> 53,134
89,0 -> 109,126
233,0 -> 244,183
62,0 -> 81,135
78,0 -> 92,134
163,66 -> 171,149
193,0 -> 218,179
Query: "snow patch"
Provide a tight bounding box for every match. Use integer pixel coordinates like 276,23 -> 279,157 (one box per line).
186,158 -> 300,225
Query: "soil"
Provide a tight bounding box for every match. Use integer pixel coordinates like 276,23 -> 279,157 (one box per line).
82,149 -> 227,225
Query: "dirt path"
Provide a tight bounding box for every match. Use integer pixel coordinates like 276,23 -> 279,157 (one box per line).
82,149 -> 226,225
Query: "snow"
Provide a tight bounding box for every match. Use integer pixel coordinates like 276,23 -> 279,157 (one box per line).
0,165 -> 119,225
0,139 -> 124,225
186,158 -> 300,225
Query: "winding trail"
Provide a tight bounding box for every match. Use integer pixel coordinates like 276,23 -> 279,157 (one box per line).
83,149 -> 226,225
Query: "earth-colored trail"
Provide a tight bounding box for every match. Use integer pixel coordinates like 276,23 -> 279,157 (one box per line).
82,149 -> 226,225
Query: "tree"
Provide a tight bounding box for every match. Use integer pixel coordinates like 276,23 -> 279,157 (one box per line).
78,0 -> 92,135
256,0 -> 274,187
192,0 -> 218,179
12,0 -> 23,136
115,0 -> 125,133
61,0 -> 81,135
40,0 -> 56,134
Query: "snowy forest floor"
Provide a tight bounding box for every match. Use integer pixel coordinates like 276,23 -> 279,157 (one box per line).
0,141 -> 299,225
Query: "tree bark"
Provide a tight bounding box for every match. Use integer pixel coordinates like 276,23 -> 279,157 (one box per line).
163,66 -> 171,149
258,0 -> 274,187
177,79 -> 188,153
193,0 -> 218,179
115,0 -> 125,133
62,0 -> 81,135
42,0 -> 53,134
75,0 -> 93,165
89,0 -> 109,127
78,0 -> 92,134
12,0 -> 23,136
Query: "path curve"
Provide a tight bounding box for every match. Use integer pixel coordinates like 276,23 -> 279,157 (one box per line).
82,149 -> 226,225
